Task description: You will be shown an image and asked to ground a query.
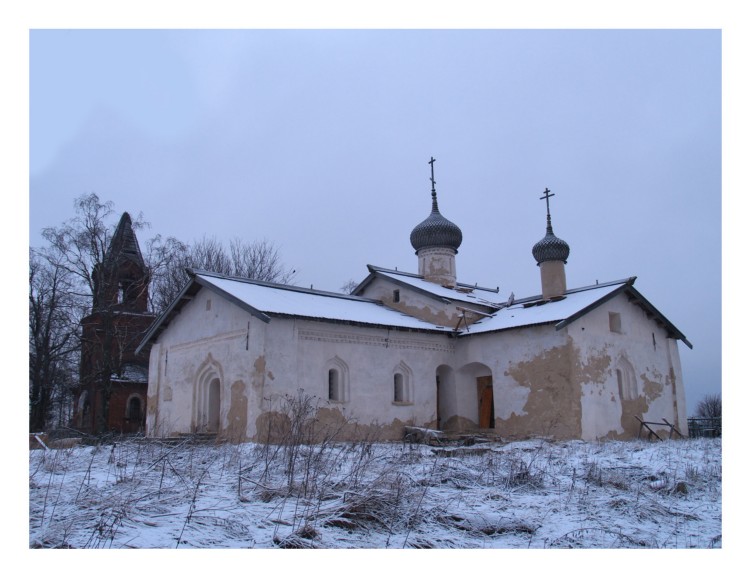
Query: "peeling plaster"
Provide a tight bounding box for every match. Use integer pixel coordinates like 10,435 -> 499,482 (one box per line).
252,355 -> 266,408
147,394 -> 158,416
254,405 -> 433,443
640,373 -> 665,402
390,301 -> 457,327
620,397 -> 649,438
500,337 -> 612,440
225,380 -> 248,442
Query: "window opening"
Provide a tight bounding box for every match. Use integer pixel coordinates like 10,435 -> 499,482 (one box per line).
616,358 -> 637,400
609,312 -> 622,333
127,396 -> 142,421
394,373 -> 404,402
328,369 -> 340,401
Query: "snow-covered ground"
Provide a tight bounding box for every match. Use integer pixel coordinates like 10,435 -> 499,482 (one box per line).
28,435 -> 721,550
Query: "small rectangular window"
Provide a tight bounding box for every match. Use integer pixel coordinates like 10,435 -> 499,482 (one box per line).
393,289 -> 400,303
609,312 -> 622,333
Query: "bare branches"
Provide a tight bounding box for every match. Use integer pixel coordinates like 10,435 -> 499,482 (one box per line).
150,236 -> 296,313
30,192 -> 296,432
695,394 -> 721,419
29,248 -> 84,431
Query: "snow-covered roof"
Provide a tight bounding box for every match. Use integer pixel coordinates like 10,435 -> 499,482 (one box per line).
111,363 -> 148,383
464,278 -> 692,347
467,281 -> 628,334
137,270 -> 691,353
355,265 -> 502,306
198,272 -> 450,331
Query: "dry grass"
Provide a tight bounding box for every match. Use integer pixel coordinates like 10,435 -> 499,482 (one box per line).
28,406 -> 722,549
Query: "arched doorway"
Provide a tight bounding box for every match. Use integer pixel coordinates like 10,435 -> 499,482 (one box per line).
457,362 -> 494,430
194,354 -> 223,433
436,365 -> 456,430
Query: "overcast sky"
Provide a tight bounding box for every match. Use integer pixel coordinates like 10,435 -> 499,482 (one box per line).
28,28 -> 721,415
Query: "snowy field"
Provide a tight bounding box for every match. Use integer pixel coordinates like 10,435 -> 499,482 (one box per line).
28,435 -> 721,550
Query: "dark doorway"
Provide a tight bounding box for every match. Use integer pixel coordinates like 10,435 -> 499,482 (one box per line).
208,378 -> 221,432
477,376 -> 495,429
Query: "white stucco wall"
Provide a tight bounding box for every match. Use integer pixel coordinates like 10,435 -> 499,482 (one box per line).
456,324 -> 578,438
568,292 -> 689,440
358,276 -> 494,328
146,285 -> 688,442
146,288 -> 262,437
147,286 -> 459,440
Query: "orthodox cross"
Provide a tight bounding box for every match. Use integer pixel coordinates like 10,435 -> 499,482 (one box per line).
540,187 -> 555,218
429,157 -> 437,195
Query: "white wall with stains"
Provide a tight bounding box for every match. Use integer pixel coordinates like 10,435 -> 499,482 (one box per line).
146,286 -> 688,442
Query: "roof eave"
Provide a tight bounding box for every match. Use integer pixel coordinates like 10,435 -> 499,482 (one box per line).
622,286 -> 693,349
267,311 -> 452,334
554,281 -> 634,332
193,274 -> 272,324
363,267 -> 453,304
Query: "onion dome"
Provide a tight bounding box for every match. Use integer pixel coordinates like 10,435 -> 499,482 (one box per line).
410,159 -> 463,252
532,214 -> 570,264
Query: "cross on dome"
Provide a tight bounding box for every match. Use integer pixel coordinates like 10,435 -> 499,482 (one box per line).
532,187 -> 570,265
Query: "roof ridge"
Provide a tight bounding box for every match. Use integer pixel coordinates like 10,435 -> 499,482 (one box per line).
367,264 -> 499,293
189,269 -> 382,304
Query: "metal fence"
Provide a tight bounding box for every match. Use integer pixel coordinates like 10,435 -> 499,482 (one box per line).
687,417 -> 721,438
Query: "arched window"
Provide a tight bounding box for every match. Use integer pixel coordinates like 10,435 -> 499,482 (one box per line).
392,362 -> 413,405
126,395 -> 142,421
325,357 -> 349,403
616,357 -> 638,401
328,369 -> 341,401
394,373 -> 405,402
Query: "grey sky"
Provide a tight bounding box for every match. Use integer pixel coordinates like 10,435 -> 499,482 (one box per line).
29,29 -> 721,415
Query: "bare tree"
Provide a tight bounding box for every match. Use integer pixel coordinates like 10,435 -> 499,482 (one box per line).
39,195 -> 133,432
29,249 -> 83,431
31,193 -> 295,432
35,193 -> 183,433
151,236 -> 296,314
228,238 -> 295,284
695,393 -> 721,419
340,279 -> 360,294
143,233 -> 188,313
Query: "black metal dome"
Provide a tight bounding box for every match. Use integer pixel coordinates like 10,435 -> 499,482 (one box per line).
410,192 -> 463,253
532,219 -> 570,265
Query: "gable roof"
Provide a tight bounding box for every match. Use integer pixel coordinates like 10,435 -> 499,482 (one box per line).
353,265 -> 502,307
136,269 -> 454,353
138,270 -> 691,354
464,277 -> 692,348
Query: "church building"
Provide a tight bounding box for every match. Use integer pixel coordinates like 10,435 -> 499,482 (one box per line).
137,160 -> 691,442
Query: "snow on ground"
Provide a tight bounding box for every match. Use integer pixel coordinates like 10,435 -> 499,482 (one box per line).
29,436 -> 721,549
